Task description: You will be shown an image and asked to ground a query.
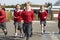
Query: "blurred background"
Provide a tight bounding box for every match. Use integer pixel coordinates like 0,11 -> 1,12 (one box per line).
0,0 -> 60,22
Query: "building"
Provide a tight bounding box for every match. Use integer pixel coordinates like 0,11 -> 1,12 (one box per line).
5,5 -> 60,20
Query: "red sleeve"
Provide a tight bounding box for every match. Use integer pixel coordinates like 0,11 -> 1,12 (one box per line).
18,12 -> 22,19
31,10 -> 34,20
0,10 -> 6,19
45,11 -> 48,19
21,11 -> 24,20
19,11 -> 22,20
14,10 -> 19,19
58,13 -> 60,20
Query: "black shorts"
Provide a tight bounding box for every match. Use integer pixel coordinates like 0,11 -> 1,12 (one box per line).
40,20 -> 46,26
14,22 -> 23,30
58,20 -> 60,28
0,22 -> 6,30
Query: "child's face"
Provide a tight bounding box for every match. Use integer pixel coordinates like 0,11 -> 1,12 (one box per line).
40,6 -> 44,11
16,5 -> 20,9
26,4 -> 30,9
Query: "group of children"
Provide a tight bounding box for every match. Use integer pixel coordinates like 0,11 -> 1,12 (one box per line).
0,2 -> 60,40
14,3 -> 34,40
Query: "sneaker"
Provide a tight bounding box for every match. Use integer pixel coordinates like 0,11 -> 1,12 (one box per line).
42,30 -> 43,34
14,33 -> 18,37
26,36 -> 29,40
20,33 -> 24,38
43,30 -> 45,33
30,32 -> 33,37
41,30 -> 44,35
4,31 -> 7,36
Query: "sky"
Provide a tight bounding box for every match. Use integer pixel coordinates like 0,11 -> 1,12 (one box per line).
0,0 -> 58,5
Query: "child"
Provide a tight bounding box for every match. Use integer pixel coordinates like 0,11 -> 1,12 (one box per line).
38,5 -> 48,34
0,5 -> 7,35
14,4 -> 24,37
58,10 -> 60,34
22,2 -> 34,40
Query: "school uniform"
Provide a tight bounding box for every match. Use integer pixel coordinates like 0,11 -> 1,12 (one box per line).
14,9 -> 22,30
0,9 -> 6,30
22,9 -> 34,37
38,10 -> 48,26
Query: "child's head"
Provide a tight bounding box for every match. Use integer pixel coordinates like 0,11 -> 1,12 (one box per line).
15,4 -> 20,10
25,2 -> 31,10
40,5 -> 45,11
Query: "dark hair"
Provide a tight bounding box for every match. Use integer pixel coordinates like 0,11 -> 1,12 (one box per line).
40,5 -> 44,8
15,4 -> 20,9
2,8 -> 5,11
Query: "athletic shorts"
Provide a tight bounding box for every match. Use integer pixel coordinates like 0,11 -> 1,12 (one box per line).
14,22 -> 23,30
40,20 -> 46,26
0,22 -> 6,30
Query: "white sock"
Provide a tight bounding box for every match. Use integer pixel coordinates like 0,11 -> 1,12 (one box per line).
15,33 -> 17,36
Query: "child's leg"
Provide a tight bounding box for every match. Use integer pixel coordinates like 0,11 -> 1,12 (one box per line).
58,21 -> 60,34
40,21 -> 44,34
28,22 -> 32,37
18,22 -> 24,37
23,23 -> 27,37
2,22 -> 7,35
43,20 -> 46,33
26,23 -> 32,40
14,22 -> 18,36
41,24 -> 44,33
58,28 -> 60,34
30,23 -> 33,37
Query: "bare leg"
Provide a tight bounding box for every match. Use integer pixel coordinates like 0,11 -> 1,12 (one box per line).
15,26 -> 18,36
41,24 -> 44,34
20,29 -> 24,38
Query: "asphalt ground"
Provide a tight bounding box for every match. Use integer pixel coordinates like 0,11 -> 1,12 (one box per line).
0,20 -> 59,40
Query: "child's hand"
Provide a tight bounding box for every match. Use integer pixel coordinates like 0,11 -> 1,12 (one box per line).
44,17 -> 46,19
21,20 -> 23,23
